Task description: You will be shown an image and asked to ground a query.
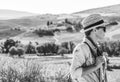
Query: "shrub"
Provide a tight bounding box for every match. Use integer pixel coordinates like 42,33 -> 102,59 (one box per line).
73,21 -> 82,32
36,45 -> 44,56
99,41 -> 120,57
17,47 -> 25,57
4,38 -> 16,53
66,26 -> 73,32
61,41 -> 75,54
53,29 -> 60,33
9,46 -> 25,57
34,29 -> 54,37
58,47 -> 68,56
35,41 -> 75,56
25,43 -> 36,54
9,46 -> 18,56
65,19 -> 72,25
36,43 -> 59,56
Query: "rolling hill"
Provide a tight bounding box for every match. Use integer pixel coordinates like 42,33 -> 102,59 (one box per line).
73,4 -> 120,16
6,14 -> 59,27
0,9 -> 36,20
3,4 -> 120,29
7,4 -> 120,28
0,4 -> 120,42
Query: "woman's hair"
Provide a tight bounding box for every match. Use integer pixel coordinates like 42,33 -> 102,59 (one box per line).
85,29 -> 93,37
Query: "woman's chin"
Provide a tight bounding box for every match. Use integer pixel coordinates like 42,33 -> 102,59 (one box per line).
98,38 -> 105,42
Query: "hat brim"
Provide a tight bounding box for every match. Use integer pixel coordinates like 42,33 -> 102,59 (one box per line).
80,22 -> 109,33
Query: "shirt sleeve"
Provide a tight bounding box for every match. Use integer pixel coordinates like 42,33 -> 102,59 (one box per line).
70,43 -> 88,79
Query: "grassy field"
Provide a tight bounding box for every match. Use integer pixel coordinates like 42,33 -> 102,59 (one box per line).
0,55 -> 70,82
0,29 -> 25,40
0,54 -> 119,82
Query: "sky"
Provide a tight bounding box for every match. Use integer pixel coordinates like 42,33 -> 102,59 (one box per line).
0,0 -> 120,14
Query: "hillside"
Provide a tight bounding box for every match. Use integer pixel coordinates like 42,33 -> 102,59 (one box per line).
73,4 -> 120,16
4,4 -> 120,28
105,23 -> 120,40
6,14 -> 59,27
0,4 -> 120,42
0,9 -> 36,20
0,14 -> 59,40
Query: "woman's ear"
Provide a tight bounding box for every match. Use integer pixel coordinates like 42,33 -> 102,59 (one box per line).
93,29 -> 97,32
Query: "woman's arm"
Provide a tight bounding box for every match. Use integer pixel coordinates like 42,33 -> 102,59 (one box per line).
82,56 -> 104,76
70,44 -> 104,78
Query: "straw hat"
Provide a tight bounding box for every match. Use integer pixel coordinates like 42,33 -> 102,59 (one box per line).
81,14 -> 109,33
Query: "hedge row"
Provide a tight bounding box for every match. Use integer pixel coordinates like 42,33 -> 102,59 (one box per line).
17,40 -> 120,56
33,41 -> 75,56
33,29 -> 54,37
99,41 -> 120,57
3,38 -> 120,57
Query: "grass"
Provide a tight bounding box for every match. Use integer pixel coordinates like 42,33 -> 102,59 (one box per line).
0,56 -> 70,82
0,29 -> 25,39
107,69 -> 120,82
0,55 -> 119,82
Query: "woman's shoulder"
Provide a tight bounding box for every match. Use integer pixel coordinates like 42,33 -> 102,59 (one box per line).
74,42 -> 89,50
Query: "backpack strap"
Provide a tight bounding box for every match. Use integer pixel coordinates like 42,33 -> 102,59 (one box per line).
84,42 -> 108,82
84,42 -> 97,58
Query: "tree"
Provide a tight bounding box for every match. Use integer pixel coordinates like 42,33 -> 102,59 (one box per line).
66,26 -> 73,32
47,21 -> 50,26
73,22 -> 82,32
4,38 -> 16,53
65,18 -> 72,25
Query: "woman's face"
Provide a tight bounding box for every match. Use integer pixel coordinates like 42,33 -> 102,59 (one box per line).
95,27 -> 105,41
